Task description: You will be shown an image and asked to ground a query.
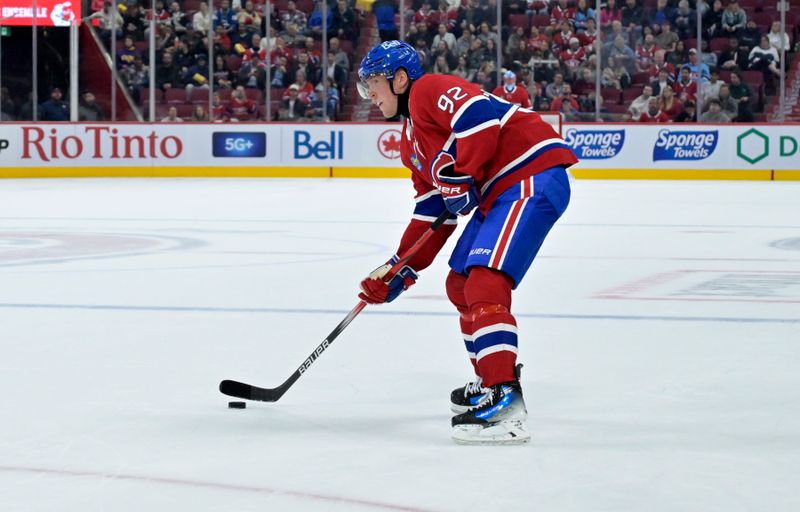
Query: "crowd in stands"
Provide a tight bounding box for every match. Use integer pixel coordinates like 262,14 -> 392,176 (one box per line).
0,0 -> 796,122
387,0 -> 796,122
87,0 -> 360,121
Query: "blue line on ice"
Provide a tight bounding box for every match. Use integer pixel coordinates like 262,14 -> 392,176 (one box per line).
0,303 -> 796,324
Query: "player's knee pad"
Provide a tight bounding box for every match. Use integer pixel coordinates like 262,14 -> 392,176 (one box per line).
464,266 -> 513,312
445,269 -> 469,318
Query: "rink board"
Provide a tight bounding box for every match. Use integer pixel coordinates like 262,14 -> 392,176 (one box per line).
0,119 -> 798,179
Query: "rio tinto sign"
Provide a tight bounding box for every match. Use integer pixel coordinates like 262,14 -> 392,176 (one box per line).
1,1 -> 81,27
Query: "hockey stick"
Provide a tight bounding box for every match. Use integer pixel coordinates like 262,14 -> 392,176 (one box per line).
219,209 -> 452,402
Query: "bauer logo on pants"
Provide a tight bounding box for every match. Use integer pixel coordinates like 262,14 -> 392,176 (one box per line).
563,129 -> 625,159
653,130 -> 718,161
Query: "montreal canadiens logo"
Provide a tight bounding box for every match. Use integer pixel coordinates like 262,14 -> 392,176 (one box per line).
377,129 -> 402,159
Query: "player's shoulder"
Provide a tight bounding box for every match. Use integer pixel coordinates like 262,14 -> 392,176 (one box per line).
411,74 -> 482,101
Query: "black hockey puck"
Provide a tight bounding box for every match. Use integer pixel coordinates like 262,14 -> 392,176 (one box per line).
228,401 -> 246,409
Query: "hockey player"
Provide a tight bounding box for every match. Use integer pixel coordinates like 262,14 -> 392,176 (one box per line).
491,70 -> 532,109
357,41 -> 577,444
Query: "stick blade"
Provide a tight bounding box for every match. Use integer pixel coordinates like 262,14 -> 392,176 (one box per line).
219,379 -> 285,402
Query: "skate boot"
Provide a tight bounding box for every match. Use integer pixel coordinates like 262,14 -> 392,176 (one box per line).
451,380 -> 530,445
450,377 -> 488,414
450,364 -> 523,414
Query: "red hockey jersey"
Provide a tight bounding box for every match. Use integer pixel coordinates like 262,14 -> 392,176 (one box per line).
393,74 -> 577,271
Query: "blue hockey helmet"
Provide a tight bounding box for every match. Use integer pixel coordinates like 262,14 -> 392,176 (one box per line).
357,40 -> 424,99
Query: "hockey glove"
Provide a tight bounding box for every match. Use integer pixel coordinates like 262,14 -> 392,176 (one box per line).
358,255 -> 418,305
431,151 -> 478,216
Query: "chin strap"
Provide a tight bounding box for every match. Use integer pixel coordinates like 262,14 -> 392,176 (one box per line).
392,79 -> 412,117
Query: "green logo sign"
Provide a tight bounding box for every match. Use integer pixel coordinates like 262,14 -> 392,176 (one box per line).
736,128 -> 769,164
737,128 -> 799,165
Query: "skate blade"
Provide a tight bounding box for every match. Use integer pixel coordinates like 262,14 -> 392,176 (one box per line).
451,420 -> 531,445
450,403 -> 481,414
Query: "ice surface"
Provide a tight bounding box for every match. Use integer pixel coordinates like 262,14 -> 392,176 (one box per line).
0,178 -> 798,511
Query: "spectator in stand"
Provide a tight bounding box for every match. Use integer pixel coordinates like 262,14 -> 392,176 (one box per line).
120,56 -> 149,101
184,54 -> 210,101
211,92 -> 229,122
628,85 -> 653,120
686,48 -> 711,84
560,37 -> 587,81
90,2 -> 124,48
659,86 -> 683,119
580,18 -> 598,53
699,98 -> 729,121
508,37 -> 533,65
738,19 -> 761,51
717,84 -> 738,119
285,69 -> 315,104
484,38 -> 498,66
271,55 -> 292,88
282,22 -> 306,48
640,97 -> 669,122
604,21 -> 630,53
599,0 -> 622,28
146,0 -> 171,37
239,53 -> 267,89
718,37 -> 747,70
414,1 -> 436,31
307,1 -> 333,39
433,23 -> 457,53
122,4 -> 146,41
433,40 -> 458,69
607,36 -> 636,74
492,70 -> 532,108
117,36 -> 141,69
329,38 -> 350,69
232,23 -> 254,49
652,0 -> 675,28
721,1 -> 746,38
654,21 -> 678,52
213,55 -> 234,90
674,100 -> 696,121
78,91 -> 104,121
167,1 -> 187,34
237,1 -> 262,34
673,66 -> 698,102
307,83 -> 335,120
229,86 -> 256,120
546,72 -> 567,101
476,21 -> 499,46
673,0 -> 694,40
281,1 -> 307,32
703,0 -> 724,38
191,105 -> 209,121
433,0 -> 459,32
214,24 -> 233,53
573,0 -> 595,33
699,40 -> 718,68
552,20 -> 576,55
279,84 -> 308,121
749,35 -> 781,93
161,105 -> 184,122
325,51 -> 348,90
602,55 -> 630,89
373,0 -> 399,41
572,67 -> 596,98
551,83 -> 580,112
635,34 -> 657,73
466,38 -> 486,70
666,39 -> 688,67
452,55 -> 471,80
550,0 -> 576,26
156,51 -> 181,91
767,21 -> 790,53
728,71 -> 753,121
471,68 -> 495,92
291,51 -> 320,85
332,0 -> 357,41
454,27 -> 472,57
557,91 -> 580,121
699,68 -> 723,106
651,68 -> 673,95
620,0 -> 643,37
193,2 -> 212,34
214,0 -> 237,35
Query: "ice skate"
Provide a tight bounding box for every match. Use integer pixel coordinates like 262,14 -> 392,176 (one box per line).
451,380 -> 530,445
450,364 -> 523,414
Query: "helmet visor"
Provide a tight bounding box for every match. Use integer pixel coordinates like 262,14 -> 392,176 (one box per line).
357,80 -> 370,100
